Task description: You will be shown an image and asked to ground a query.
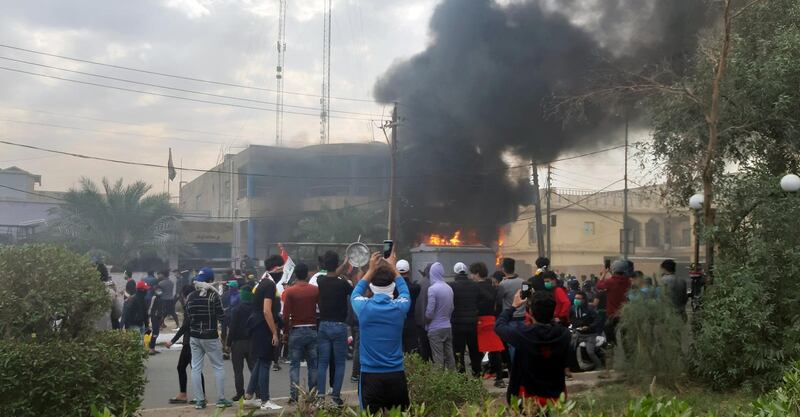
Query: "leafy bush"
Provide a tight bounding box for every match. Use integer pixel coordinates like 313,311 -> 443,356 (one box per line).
618,296 -> 688,387
0,330 -> 146,417
404,353 -> 489,415
692,169 -> 800,392
0,244 -> 109,340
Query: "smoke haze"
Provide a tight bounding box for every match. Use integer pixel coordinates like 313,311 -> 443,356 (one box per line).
374,0 -> 708,243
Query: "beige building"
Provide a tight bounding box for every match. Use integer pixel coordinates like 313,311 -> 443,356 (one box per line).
502,186 -> 699,277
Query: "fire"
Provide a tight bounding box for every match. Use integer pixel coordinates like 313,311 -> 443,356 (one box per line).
426,230 -> 463,246
496,228 -> 505,266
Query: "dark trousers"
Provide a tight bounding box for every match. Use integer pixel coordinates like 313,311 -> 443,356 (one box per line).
148,314 -> 162,350
360,371 -> 410,414
452,325 -> 482,377
230,339 -> 254,397
488,351 -> 504,380
605,316 -> 620,346
416,325 -> 431,361
178,341 -> 205,395
402,323 -> 418,354
351,326 -> 360,379
162,299 -> 180,328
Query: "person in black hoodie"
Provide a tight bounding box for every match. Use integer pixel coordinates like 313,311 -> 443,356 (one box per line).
396,260 -> 420,354
472,262 -> 506,388
449,262 -> 482,377
495,290 -> 570,408
227,285 -> 255,401
569,291 -> 602,370
124,280 -> 150,334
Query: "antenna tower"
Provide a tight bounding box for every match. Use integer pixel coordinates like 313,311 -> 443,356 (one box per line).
275,0 -> 287,146
320,0 -> 331,144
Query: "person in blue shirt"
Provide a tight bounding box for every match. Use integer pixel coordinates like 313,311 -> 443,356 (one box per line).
351,251 -> 411,413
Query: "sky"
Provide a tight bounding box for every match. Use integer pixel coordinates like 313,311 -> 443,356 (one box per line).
0,0 -> 645,195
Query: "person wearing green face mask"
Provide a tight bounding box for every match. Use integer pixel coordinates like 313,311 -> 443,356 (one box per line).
569,291 -> 602,370
541,271 -> 570,325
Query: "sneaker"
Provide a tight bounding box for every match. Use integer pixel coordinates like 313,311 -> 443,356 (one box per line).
350,375 -> 359,383
494,380 -> 506,389
287,398 -> 297,405
260,400 -> 283,411
272,363 -> 282,371
194,400 -> 207,410
331,397 -> 344,407
223,353 -> 230,360
232,394 -> 242,402
216,399 -> 233,408
243,399 -> 262,408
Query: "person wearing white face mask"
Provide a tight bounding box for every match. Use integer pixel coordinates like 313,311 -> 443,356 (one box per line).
351,252 -> 411,413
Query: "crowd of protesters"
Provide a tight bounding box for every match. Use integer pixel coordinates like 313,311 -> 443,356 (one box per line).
97,248 -> 690,413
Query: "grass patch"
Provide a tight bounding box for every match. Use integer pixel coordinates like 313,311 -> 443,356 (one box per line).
571,381 -> 754,416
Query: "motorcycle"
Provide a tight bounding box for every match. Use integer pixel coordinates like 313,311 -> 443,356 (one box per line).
568,326 -> 609,372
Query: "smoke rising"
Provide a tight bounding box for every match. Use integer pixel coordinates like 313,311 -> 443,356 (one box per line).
374,0 -> 707,243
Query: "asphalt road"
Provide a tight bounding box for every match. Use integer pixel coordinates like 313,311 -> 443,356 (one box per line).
143,344 -> 360,410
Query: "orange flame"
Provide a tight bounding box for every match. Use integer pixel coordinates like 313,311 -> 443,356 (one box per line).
496,228 -> 505,266
425,230 -> 463,246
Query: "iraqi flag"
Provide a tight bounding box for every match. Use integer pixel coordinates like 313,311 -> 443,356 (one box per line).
167,148 -> 177,181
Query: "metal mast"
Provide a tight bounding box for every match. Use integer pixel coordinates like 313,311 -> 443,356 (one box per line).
275,0 -> 287,146
320,0 -> 331,144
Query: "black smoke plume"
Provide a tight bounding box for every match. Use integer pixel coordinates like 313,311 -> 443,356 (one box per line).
374,0 -> 708,244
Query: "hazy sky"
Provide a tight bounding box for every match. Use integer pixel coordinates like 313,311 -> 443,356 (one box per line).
0,0 -> 642,195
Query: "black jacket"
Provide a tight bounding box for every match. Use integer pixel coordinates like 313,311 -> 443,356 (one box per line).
476,279 -> 499,317
186,288 -> 225,339
124,292 -> 148,327
569,305 -> 601,334
495,307 -> 571,401
227,302 -> 254,346
449,273 -> 480,328
404,276 -> 421,328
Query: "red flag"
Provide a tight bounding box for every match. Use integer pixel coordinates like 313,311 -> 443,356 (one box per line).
278,243 -> 289,262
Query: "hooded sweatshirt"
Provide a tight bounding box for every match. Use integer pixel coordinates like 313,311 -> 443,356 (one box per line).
351,276 -> 411,373
414,271 -> 431,329
495,306 -> 571,401
424,263 -> 454,332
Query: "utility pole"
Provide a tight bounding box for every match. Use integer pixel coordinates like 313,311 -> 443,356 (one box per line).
275,0 -> 287,146
320,0 -> 332,144
622,114 -> 630,259
531,162 -> 545,258
545,164 -> 552,260
386,103 -> 398,241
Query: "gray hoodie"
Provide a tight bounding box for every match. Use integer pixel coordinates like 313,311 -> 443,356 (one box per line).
424,263 -> 454,331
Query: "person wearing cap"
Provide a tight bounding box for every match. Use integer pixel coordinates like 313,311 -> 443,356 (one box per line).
449,261 -> 482,377
396,259 -> 420,354
124,280 -> 150,335
351,252 -> 412,413
185,267 -> 232,409
596,260 -> 631,348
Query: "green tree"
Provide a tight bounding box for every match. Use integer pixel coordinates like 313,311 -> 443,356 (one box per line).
48,178 -> 179,267
295,204 -> 387,243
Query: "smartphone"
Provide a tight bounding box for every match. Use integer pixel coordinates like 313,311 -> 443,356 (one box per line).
604,259 -> 611,270
383,240 -> 394,258
520,283 -> 532,300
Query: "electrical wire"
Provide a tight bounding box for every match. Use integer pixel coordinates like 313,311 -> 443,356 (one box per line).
551,191 -> 624,224
0,43 -> 381,103
0,66 -> 377,121
0,56 -> 384,118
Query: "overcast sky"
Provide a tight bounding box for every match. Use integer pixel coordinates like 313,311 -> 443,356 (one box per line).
0,0 -> 642,195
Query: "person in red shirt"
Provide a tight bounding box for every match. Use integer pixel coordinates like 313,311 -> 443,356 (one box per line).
541,271 -> 570,325
595,260 -> 631,347
282,263 -> 320,404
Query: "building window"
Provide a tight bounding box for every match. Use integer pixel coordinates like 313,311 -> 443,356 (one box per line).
680,228 -> 692,247
645,218 -> 661,247
583,222 -> 595,236
528,221 -> 537,246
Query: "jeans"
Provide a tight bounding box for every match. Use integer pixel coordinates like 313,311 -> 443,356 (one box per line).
428,327 -> 455,370
247,357 -> 272,401
317,321 -> 348,400
190,338 -> 226,402
178,341 -> 205,395
576,333 -> 602,370
289,327 -> 318,400
230,339 -> 254,397
506,320 -> 525,362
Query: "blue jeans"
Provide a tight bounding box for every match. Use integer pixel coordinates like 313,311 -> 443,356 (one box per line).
247,357 -> 271,401
317,321 -> 348,400
289,327 -> 318,400
190,338 -> 226,403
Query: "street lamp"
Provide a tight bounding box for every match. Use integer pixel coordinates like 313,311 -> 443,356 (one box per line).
780,174 -> 800,192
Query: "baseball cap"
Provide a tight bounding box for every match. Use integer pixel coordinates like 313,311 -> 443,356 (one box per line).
196,267 -> 215,283
454,262 -> 468,275
396,259 -> 410,273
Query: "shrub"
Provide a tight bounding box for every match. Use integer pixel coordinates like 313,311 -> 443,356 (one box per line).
404,353 -> 489,415
0,330 -> 146,417
618,296 -> 688,387
0,244 -> 110,340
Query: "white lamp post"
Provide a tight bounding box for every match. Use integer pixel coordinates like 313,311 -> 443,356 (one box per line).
689,193 -> 704,210
780,174 -> 800,192
688,193 -> 704,269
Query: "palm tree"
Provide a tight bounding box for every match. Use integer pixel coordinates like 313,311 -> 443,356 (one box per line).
48,178 -> 180,267
295,204 -> 387,243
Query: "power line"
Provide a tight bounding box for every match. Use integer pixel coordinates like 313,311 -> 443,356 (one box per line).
0,56 -> 383,118
0,43 -> 381,104
0,183 -> 65,201
0,66 -> 377,122
551,190 -> 623,224
552,179 -> 625,213
505,145 -> 627,171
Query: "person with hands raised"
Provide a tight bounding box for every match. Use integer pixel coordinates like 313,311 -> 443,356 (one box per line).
351,251 -> 412,413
